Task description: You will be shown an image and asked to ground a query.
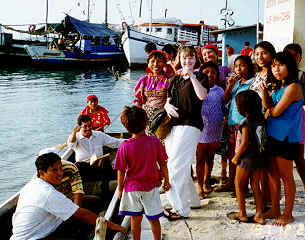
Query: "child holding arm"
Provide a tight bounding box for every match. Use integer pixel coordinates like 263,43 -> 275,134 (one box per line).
227,90 -> 266,225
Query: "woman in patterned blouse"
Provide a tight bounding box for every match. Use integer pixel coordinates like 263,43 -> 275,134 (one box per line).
133,50 -> 171,135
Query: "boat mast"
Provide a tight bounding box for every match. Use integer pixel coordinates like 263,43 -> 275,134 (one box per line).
149,0 -> 153,34
105,0 -> 108,26
87,0 -> 90,22
139,0 -> 143,18
256,0 -> 259,43
45,0 -> 48,47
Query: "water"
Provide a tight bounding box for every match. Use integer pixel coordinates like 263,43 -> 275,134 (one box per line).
0,65 -> 144,204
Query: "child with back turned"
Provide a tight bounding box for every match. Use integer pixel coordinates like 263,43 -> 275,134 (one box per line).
114,106 -> 170,240
227,90 -> 266,225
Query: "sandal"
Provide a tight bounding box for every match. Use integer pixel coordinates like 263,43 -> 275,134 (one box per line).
163,209 -> 187,221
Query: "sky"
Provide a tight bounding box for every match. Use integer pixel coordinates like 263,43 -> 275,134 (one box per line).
0,0 -> 264,28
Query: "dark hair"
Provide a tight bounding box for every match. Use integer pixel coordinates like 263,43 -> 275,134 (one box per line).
272,51 -> 298,88
175,46 -> 201,70
254,41 -> 277,86
120,106 -> 148,134
234,55 -> 255,79
145,42 -> 157,54
199,61 -> 220,81
245,41 -> 250,46
77,115 -> 91,126
283,43 -> 302,56
147,51 -> 166,64
35,152 -> 61,177
254,41 -> 276,60
225,44 -> 230,47
162,44 -> 177,59
235,90 -> 264,122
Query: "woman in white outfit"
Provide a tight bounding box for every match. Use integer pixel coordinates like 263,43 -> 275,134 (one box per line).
163,46 -> 209,220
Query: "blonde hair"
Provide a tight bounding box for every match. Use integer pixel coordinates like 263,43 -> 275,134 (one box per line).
174,46 -> 201,71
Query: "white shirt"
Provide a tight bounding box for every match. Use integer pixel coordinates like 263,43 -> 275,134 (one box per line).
11,178 -> 79,240
69,130 -> 124,163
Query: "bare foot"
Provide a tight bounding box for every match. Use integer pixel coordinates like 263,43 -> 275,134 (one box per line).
253,215 -> 266,225
262,208 -> 281,219
227,212 -> 248,223
271,215 -> 294,226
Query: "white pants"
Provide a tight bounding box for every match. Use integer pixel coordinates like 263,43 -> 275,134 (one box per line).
165,125 -> 201,217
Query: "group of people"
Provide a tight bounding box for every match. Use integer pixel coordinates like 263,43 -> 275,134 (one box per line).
10,40 -> 305,240
134,40 -> 305,230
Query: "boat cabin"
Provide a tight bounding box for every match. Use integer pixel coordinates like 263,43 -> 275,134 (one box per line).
135,18 -> 218,46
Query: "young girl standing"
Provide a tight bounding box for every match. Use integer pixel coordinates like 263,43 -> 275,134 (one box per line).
215,55 -> 255,192
227,90 -> 266,225
114,106 -> 170,240
196,61 -> 224,199
163,46 -> 209,220
283,43 -> 305,191
262,52 -> 303,226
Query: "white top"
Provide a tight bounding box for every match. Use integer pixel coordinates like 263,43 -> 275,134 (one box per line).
68,130 -> 124,163
10,178 -> 79,240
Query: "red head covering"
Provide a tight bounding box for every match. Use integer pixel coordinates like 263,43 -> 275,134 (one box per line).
149,50 -> 163,54
201,44 -> 218,54
87,94 -> 98,102
148,50 -> 167,60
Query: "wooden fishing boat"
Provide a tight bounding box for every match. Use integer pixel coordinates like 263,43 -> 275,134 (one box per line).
0,132 -> 131,240
25,15 -> 124,66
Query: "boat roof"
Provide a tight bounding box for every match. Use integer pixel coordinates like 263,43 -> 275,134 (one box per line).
66,15 -> 119,37
136,18 -> 218,30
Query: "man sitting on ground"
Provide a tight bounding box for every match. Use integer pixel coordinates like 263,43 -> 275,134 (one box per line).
10,152 -> 126,240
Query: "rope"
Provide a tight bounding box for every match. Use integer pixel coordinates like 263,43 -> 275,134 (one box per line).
183,219 -> 194,240
0,23 -> 46,27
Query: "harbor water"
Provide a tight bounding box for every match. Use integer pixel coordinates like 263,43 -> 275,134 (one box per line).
0,65 -> 143,204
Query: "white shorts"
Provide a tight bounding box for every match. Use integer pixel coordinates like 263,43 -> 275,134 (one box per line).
119,187 -> 163,220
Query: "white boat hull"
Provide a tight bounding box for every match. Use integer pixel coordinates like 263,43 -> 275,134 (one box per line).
121,27 -> 175,66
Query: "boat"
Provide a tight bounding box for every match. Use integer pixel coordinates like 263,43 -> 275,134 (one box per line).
24,15 -> 124,65
0,25 -> 49,64
121,17 -> 218,66
0,132 -> 130,240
